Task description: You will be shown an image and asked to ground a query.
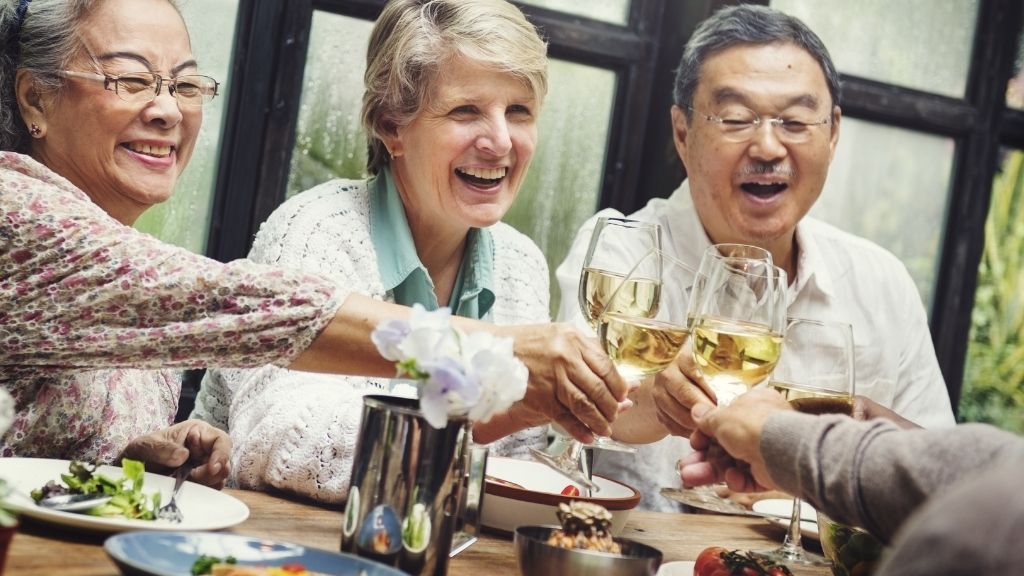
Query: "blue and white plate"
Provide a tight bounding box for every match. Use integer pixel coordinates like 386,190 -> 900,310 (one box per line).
104,531 -> 408,576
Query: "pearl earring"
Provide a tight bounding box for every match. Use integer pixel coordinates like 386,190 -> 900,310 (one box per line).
29,123 -> 42,137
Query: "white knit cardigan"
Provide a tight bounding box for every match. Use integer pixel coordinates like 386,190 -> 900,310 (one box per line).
192,178 -> 551,503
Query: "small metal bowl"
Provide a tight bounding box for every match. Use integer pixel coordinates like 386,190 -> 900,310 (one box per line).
514,525 -> 662,576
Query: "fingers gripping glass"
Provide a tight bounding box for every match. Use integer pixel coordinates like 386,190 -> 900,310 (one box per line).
58,70 -> 220,107
686,105 -> 831,144
531,250 -> 692,493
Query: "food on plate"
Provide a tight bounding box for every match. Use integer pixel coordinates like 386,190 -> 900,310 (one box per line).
546,501 -> 621,553
191,555 -> 341,576
560,484 -> 581,496
693,546 -> 793,576
30,459 -> 159,520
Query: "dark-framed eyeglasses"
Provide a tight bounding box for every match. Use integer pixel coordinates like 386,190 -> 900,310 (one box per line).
57,70 -> 220,107
685,104 -> 832,144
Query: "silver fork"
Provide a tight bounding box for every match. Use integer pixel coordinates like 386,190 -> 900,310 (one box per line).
156,462 -> 195,523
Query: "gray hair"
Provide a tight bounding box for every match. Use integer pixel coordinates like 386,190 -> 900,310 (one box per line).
362,0 -> 548,175
0,0 -> 181,152
673,4 -> 841,116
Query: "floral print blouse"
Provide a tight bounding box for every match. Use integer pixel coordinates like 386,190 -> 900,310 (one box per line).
0,152 -> 342,463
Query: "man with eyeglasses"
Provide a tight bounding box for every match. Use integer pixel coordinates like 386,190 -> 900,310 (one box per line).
554,4 -> 956,512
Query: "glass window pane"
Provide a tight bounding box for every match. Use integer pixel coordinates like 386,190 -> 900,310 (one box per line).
810,118 -> 955,308
1009,25 -> 1024,110
287,12 -> 373,196
960,148 -> 1024,431
771,0 -> 978,99
288,13 -> 617,315
517,0 -> 630,25
504,60 -> 616,315
134,0 -> 239,253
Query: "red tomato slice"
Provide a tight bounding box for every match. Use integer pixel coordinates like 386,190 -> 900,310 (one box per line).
560,485 -> 580,496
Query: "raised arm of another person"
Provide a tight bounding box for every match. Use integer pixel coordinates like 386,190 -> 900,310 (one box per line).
4,158 -> 625,444
681,389 -> 1024,542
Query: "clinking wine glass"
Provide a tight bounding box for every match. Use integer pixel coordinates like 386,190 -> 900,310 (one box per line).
573,217 -> 661,453
599,249 -> 693,381
659,244 -> 788,514
753,318 -> 856,566
578,216 -> 661,331
688,244 -> 788,406
531,249 -> 682,492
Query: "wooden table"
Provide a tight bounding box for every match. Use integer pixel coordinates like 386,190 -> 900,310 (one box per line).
5,488 -> 830,575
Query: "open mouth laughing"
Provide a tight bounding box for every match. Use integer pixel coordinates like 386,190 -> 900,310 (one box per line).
456,166 -> 507,187
122,142 -> 174,159
740,181 -> 788,199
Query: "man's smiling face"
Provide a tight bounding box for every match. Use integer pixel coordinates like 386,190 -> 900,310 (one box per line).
673,42 -> 840,250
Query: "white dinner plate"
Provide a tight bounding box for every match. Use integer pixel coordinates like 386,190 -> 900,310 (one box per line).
656,560 -> 696,576
0,457 -> 248,533
105,531 -> 406,576
751,498 -> 819,541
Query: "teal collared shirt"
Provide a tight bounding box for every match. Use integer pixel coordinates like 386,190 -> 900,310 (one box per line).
368,167 -> 495,319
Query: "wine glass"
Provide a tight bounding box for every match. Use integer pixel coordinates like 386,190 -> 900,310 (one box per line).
753,318 -> 855,566
554,217 -> 661,455
599,249 -> 693,381
660,244 -> 788,513
578,217 -> 661,331
531,249 -> 684,491
688,244 -> 788,406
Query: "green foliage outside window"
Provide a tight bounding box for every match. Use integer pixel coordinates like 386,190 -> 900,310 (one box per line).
960,150 -> 1024,432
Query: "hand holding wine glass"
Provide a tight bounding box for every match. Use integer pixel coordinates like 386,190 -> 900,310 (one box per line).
531,248 -> 687,491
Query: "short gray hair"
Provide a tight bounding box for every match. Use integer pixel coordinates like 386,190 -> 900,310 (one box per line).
0,0 -> 181,152
673,4 -> 841,116
362,0 -> 548,175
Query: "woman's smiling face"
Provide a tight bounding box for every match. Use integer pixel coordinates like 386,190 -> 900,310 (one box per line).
29,0 -> 202,225
384,55 -> 539,236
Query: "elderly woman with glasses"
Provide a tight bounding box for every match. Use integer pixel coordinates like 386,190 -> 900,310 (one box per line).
191,0 -> 617,502
1,0 -> 628,488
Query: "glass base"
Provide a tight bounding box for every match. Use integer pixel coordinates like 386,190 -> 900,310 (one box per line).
529,447 -> 600,492
750,546 -> 830,567
659,486 -> 762,516
583,436 -> 637,453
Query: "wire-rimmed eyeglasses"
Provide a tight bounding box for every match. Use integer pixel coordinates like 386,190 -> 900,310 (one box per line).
685,105 -> 831,144
57,70 -> 220,107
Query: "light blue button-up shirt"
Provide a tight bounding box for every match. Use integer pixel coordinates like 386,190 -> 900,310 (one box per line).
369,167 -> 495,319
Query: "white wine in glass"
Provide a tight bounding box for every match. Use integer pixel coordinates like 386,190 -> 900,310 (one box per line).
687,245 -> 787,405
580,268 -> 661,331
577,217 -> 661,331
600,313 -> 689,380
691,316 -> 784,400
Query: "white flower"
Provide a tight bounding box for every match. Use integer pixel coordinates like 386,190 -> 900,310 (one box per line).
370,304 -> 528,428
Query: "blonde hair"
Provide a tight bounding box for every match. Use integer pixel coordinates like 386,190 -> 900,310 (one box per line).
362,0 -> 548,175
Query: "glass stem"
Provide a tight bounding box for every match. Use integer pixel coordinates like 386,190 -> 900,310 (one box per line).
780,497 -> 805,557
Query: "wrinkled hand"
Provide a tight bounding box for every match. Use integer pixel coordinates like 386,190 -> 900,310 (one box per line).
498,322 -> 629,442
651,340 -> 716,437
120,420 -> 231,488
853,395 -> 920,429
679,389 -> 793,493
